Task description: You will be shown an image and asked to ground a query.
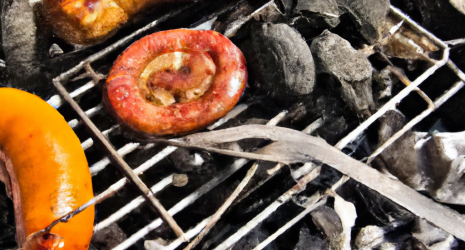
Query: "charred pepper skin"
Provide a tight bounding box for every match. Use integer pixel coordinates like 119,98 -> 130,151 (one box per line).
42,0 -> 191,45
104,29 -> 247,137
0,88 -> 94,250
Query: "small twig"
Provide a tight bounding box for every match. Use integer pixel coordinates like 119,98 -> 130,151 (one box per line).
183,162 -> 259,250
84,63 -> 104,84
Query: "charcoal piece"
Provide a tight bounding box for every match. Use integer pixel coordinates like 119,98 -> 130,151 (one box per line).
232,226 -> 277,250
310,205 -> 343,249
243,22 -> 315,98
375,110 -> 465,204
373,109 -> 431,190
1,0 -> 51,92
412,218 -> 458,250
91,223 -> 127,250
377,110 -> 406,144
212,2 -> 255,35
294,224 -> 329,250
168,147 -> 212,172
373,67 -> 398,105
339,0 -> 390,44
254,3 -> 284,23
293,0 -> 340,28
424,132 -> 465,204
315,116 -> 349,145
310,30 -> 375,118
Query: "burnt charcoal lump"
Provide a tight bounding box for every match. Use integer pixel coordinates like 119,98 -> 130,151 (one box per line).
310,205 -> 343,250
310,30 -> 375,118
91,223 -> 127,250
293,0 -> 340,28
374,110 -> 465,204
242,22 -> 315,98
339,0 -> 390,44
294,224 -> 329,250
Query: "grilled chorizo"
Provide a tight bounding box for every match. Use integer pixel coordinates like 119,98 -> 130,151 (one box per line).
42,0 -> 189,44
103,29 -> 247,137
0,88 -> 94,249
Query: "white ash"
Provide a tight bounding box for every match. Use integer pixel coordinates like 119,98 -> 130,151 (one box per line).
333,194 -> 357,250
49,43 -> 64,58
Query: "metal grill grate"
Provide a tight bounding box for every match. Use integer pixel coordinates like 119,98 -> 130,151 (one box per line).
45,1 -> 465,249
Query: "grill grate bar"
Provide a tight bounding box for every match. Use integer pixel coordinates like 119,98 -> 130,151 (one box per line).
81,124 -> 119,150
47,80 -> 98,108
113,110 -> 288,250
112,158 -> 250,250
253,196 -> 328,250
89,142 -> 140,176
94,174 -> 174,232
367,60 -> 465,164
53,78 -> 186,239
213,166 -> 322,250
68,104 -> 103,129
47,1 -> 465,249
335,6 -> 450,150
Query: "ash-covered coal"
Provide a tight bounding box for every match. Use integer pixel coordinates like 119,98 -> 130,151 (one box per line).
310,205 -> 343,249
91,223 -> 127,250
240,22 -> 315,99
294,224 -> 329,250
372,67 -> 398,105
373,109 -> 465,204
311,30 -> 375,119
293,0 -> 340,29
338,0 -> 390,44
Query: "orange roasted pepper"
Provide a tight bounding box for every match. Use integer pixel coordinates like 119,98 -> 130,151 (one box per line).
0,88 -> 94,249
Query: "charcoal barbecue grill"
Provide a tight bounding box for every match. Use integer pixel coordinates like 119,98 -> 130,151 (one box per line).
8,0 -> 465,249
